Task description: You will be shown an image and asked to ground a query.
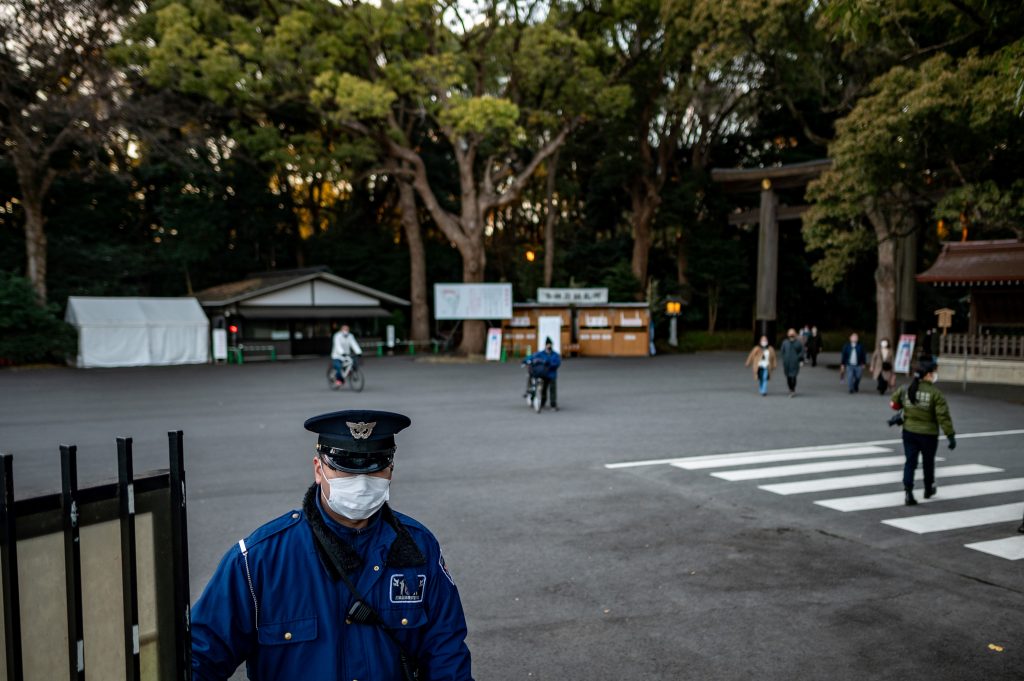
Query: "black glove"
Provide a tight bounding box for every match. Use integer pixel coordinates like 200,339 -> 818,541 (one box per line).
947,435 -> 957,450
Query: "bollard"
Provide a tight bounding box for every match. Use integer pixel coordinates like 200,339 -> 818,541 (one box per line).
432,341 -> 439,354
408,342 -> 415,355
500,347 -> 507,363
377,343 -> 383,357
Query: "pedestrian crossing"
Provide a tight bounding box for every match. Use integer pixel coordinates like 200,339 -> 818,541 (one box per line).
607,430 -> 1024,561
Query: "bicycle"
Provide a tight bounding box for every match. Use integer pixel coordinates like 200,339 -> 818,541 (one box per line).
327,355 -> 365,392
522,357 -> 545,413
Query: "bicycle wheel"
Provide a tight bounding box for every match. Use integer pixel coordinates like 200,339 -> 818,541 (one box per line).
327,365 -> 342,390
348,367 -> 365,392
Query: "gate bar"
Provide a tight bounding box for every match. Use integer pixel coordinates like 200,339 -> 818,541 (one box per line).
117,438 -> 141,681
0,454 -> 24,681
168,431 -> 192,679
60,445 -> 86,681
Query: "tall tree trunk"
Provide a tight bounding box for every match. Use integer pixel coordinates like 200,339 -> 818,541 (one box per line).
867,204 -> 901,349
22,195 -> 48,305
458,240 -> 487,355
397,177 -> 430,342
630,182 -> 659,301
542,151 -> 559,288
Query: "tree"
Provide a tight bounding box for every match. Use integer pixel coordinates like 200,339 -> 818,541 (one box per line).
0,0 -> 133,304
804,1 -> 1024,345
314,0 -> 625,352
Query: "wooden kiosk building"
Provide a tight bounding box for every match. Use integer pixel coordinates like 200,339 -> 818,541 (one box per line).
503,303 -> 650,357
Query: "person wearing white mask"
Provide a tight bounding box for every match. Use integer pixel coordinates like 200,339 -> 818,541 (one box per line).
189,409 -> 473,681
744,335 -> 778,397
870,338 -> 897,394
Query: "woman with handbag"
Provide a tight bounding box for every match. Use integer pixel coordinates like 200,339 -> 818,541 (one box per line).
870,338 -> 896,394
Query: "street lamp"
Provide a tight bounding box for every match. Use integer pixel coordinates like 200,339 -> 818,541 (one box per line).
664,297 -> 683,347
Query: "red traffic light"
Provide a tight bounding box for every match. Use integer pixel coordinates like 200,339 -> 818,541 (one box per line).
228,325 -> 239,334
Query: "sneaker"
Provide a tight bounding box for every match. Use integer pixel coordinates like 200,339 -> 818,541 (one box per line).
552,406 -> 559,412
924,485 -> 937,499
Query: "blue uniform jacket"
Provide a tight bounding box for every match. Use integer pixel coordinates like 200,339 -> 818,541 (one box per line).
191,495 -> 473,681
525,349 -> 561,380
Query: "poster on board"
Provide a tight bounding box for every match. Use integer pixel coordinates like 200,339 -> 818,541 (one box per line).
894,334 -> 916,374
434,283 -> 513,320
485,328 -> 503,361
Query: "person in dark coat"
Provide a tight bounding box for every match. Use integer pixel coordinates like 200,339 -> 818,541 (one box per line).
780,328 -> 805,397
806,326 -> 823,367
840,333 -> 868,393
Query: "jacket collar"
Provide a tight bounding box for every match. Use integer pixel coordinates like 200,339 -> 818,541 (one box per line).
302,484 -> 425,579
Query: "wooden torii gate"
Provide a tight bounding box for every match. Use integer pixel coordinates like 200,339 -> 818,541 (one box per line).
711,159 -> 831,344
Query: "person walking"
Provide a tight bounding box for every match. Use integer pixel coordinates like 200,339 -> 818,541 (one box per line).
745,335 -> 777,397
806,326 -> 823,367
870,338 -> 897,395
889,360 -> 956,506
780,328 -> 805,397
190,409 -> 474,680
524,337 -> 561,412
840,332 -> 868,393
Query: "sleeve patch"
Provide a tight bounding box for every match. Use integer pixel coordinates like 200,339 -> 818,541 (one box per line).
439,553 -> 455,586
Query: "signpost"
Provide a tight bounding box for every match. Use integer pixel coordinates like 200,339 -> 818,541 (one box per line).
935,308 -> 955,336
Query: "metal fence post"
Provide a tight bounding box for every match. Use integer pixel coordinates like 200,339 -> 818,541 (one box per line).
167,432 -> 192,680
60,445 -> 85,681
117,438 -> 141,681
0,454 -> 24,681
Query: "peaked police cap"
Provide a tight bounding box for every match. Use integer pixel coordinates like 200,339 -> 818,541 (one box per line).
304,409 -> 412,473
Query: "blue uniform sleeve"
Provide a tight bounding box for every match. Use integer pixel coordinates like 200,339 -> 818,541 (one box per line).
549,353 -> 561,370
417,544 -> 474,680
191,545 -> 258,681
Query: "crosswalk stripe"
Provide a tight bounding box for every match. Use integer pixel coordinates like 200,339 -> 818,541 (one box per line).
667,446 -> 891,471
965,536 -> 1024,560
882,503 -> 1024,534
815,477 -> 1024,512
759,464 -> 1001,496
712,455 -> 917,481
604,429 -> 1024,469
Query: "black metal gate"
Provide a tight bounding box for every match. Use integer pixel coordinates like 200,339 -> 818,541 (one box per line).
1,432 -> 191,680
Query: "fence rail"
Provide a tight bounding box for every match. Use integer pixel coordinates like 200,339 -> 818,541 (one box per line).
940,333 -> 1024,359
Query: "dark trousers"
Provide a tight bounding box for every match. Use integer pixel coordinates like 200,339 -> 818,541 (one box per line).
540,377 -> 557,407
786,375 -> 797,391
902,430 -> 939,490
808,351 -> 818,367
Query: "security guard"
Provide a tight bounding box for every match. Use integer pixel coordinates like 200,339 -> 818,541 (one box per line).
190,410 -> 474,680
890,359 -> 956,506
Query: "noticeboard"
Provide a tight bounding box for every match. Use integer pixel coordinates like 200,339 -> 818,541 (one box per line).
433,283 -> 513,320
894,334 -> 916,374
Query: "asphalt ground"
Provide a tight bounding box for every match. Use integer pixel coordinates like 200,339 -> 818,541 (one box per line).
2,352 -> 1023,680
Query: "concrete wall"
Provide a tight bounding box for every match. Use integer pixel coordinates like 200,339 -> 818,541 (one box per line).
937,357 -> 1024,386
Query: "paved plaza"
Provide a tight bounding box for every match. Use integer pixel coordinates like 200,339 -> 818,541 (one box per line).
2,352 -> 1023,680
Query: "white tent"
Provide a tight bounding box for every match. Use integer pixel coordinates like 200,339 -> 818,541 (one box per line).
65,297 -> 210,368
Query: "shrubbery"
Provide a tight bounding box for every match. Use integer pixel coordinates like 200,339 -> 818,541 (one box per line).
0,273 -> 77,365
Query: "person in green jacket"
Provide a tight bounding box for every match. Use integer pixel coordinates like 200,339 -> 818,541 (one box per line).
890,358 -> 956,506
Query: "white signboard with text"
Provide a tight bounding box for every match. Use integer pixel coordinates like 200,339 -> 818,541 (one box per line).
212,328 -> 228,362
537,288 -> 609,304
537,316 -> 562,354
894,334 -> 916,374
434,283 -> 513,320
485,328 -> 503,361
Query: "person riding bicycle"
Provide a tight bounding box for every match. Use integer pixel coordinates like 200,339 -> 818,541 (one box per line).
331,324 -> 363,387
522,337 -> 561,412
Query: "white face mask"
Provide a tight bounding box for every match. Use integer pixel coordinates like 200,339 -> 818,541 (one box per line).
930,372 -> 939,384
760,341 -> 768,348
881,341 -> 889,348
320,470 -> 391,520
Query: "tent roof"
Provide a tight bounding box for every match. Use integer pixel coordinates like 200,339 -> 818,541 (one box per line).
66,297 -> 209,327
195,269 -> 409,307
916,240 -> 1024,286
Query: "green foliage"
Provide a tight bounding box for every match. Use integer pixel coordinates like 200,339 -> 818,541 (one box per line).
0,273 -> 77,364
